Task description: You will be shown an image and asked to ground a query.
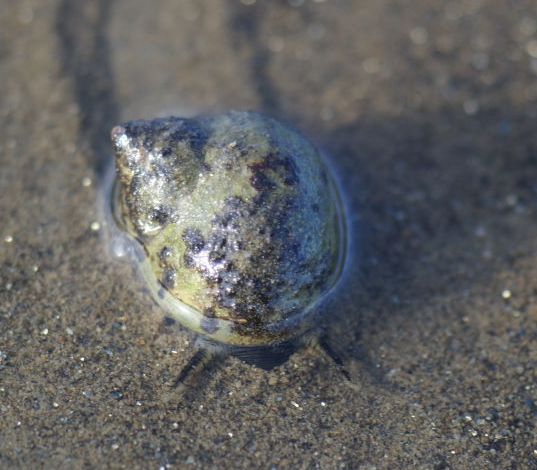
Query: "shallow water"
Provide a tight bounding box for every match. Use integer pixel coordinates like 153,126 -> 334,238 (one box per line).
2,0 -> 537,468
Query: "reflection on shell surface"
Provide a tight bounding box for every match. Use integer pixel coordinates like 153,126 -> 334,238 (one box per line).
111,111 -> 347,346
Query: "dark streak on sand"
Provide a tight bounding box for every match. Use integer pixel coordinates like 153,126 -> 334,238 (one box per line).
56,0 -> 119,179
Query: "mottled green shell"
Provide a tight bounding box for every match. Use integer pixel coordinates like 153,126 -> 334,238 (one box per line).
112,111 -> 346,346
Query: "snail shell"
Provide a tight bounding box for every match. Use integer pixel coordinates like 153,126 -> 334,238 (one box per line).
111,111 -> 347,346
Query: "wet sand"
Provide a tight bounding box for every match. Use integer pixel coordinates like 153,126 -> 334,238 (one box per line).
2,0 -> 537,468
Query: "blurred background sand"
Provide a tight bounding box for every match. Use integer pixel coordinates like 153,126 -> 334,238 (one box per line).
2,0 -> 537,468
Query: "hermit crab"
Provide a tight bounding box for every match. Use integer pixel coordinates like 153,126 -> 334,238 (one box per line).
110,111 -> 349,381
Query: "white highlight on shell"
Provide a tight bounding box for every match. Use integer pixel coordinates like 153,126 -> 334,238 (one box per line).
116,133 -> 129,149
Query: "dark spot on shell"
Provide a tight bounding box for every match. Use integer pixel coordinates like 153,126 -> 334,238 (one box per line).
168,118 -> 208,154
151,206 -> 171,225
129,175 -> 142,193
217,269 -> 241,309
123,120 -> 148,139
163,316 -> 176,326
159,246 -> 173,261
183,254 -> 195,268
143,135 -> 154,150
287,241 -> 301,259
248,153 -> 299,191
213,196 -> 246,229
162,268 -> 177,289
161,146 -> 173,158
200,316 -> 220,334
158,288 -> 166,299
123,117 -> 209,163
208,250 -> 224,263
280,157 -> 299,186
249,164 -> 276,191
182,228 -> 205,254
